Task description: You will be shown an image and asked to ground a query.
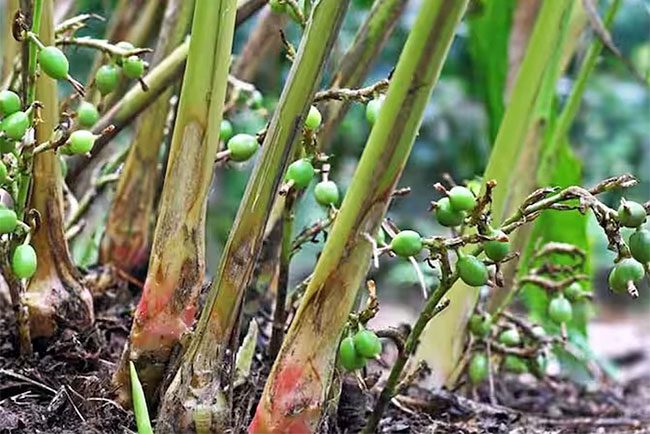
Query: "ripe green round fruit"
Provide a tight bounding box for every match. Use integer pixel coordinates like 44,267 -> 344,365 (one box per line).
610,258 -> 644,294
38,46 -> 69,80
353,329 -> 382,358
390,230 -> 423,257
0,208 -> 17,233
468,352 -> 488,384
435,197 -> 466,227
0,90 -> 21,116
530,353 -> 548,378
0,160 -> 7,183
498,328 -> 521,347
285,159 -> 314,188
617,200 -> 646,228
564,282 -> 585,302
469,313 -> 492,337
123,56 -> 145,79
608,267 -> 625,293
220,119 -> 233,142
314,180 -> 339,206
95,64 -> 120,95
448,186 -> 476,211
12,244 -> 37,279
339,336 -> 365,371
1,111 -> 29,140
365,97 -> 383,125
250,90 -> 263,109
548,296 -> 572,324
629,229 -> 650,264
67,130 -> 96,154
227,133 -> 258,162
304,105 -> 322,130
503,355 -> 528,374
0,137 -> 15,154
483,230 -> 510,262
77,102 -> 99,127
457,255 -> 489,286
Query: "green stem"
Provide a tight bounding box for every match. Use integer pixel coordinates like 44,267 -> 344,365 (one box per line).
23,0 -> 94,339
363,271 -> 457,433
26,0 -> 43,106
251,2 -> 468,433
65,0 -> 265,185
100,0 -> 195,273
113,0 -> 238,404
317,0 -> 407,147
269,192 -> 295,360
156,1 -> 351,432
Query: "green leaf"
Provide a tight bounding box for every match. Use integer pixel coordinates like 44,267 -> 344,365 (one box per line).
129,361 -> 154,434
467,0 -> 514,141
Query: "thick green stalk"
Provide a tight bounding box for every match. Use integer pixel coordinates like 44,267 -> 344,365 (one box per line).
100,0 -> 195,273
156,1 -> 350,432
23,0 -> 93,337
251,2 -> 468,433
317,0 -> 408,146
65,0 -> 265,186
251,0 -> 407,297
413,1 -> 574,388
113,0 -> 237,403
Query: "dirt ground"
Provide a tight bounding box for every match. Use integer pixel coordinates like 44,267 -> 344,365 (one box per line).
1,282 -> 649,434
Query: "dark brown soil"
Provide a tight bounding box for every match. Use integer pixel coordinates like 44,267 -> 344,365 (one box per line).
1,282 -> 649,434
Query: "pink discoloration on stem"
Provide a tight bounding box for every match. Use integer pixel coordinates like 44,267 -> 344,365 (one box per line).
249,362 -> 321,434
130,271 -> 194,352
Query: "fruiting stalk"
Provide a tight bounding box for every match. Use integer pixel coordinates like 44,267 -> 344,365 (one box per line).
113,0 -> 237,402
100,0 -> 164,109
250,2 -> 468,433
252,0 -> 407,296
488,1 -> 622,311
65,1 -> 266,185
155,1 -> 351,432
23,0 -> 94,338
317,0 -> 407,146
100,0 -> 195,273
413,1 -> 575,388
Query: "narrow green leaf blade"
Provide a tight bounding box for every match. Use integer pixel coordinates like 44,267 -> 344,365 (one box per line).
129,361 -> 154,434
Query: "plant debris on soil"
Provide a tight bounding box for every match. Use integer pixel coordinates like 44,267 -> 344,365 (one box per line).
1,281 -> 649,434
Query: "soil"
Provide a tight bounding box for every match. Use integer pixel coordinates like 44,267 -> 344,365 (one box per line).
1,280 -> 649,434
